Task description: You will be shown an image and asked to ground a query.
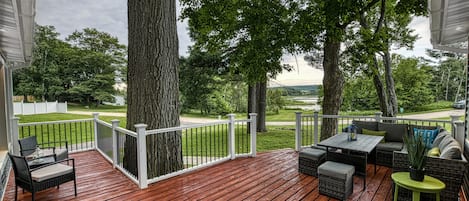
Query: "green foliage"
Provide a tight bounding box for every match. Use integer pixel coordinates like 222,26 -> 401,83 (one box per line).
13,25 -> 126,106
341,76 -> 379,111
393,57 -> 434,111
181,0 -> 292,84
414,101 -> 453,112
180,49 -> 227,114
403,134 -> 427,170
428,56 -> 466,102
267,89 -> 285,114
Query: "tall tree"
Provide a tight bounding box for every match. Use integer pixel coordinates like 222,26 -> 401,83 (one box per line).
13,25 -> 68,101
393,56 -> 434,110
65,28 -> 125,106
179,48 -> 229,114
181,0 -> 292,132
292,0 -> 382,140
125,0 -> 182,178
346,0 -> 424,117
13,26 -> 124,105
293,0 -> 426,139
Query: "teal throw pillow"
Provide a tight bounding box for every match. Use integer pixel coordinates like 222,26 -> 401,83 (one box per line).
413,128 -> 439,149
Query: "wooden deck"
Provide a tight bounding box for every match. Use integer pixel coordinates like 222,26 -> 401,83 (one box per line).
4,149 -> 396,200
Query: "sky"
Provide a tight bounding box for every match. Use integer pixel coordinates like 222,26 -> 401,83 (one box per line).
35,1 -> 433,86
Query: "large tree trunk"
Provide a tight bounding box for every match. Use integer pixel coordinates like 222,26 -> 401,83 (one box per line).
257,81 -> 267,132
320,37 -> 344,141
383,51 -> 398,117
125,0 -> 182,178
247,84 -> 257,133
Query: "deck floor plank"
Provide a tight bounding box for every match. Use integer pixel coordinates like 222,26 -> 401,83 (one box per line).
4,149 -> 462,201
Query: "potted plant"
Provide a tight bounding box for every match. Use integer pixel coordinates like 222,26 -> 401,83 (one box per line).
403,134 -> 427,181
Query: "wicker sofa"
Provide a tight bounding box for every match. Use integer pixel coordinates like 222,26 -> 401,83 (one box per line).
352,120 -> 444,167
393,151 -> 467,201
392,130 -> 468,201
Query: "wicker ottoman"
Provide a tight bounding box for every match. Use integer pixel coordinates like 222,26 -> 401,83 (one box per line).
298,147 -> 326,176
318,161 -> 355,200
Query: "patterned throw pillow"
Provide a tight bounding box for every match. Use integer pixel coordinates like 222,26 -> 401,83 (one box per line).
413,128 -> 439,149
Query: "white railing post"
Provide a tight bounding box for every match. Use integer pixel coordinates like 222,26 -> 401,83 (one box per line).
92,113 -> 99,149
313,111 -> 319,145
450,115 -> 461,136
374,112 -> 382,122
10,117 -> 20,155
135,123 -> 148,189
111,119 -> 120,168
45,101 -> 48,113
295,112 -> 302,151
227,114 -> 236,159
55,100 -> 59,113
65,101 -> 68,113
249,113 -> 257,157
33,101 -> 37,114
454,121 -> 465,152
21,100 -> 24,115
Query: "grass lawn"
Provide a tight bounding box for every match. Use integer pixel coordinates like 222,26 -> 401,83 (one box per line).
17,113 -> 297,153
65,100 -> 454,122
16,105 -> 456,154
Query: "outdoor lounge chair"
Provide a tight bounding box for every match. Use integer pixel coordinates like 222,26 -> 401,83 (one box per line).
8,153 -> 77,201
18,136 -> 68,161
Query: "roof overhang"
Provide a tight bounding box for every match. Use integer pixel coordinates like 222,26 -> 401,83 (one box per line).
429,0 -> 469,53
0,0 -> 35,66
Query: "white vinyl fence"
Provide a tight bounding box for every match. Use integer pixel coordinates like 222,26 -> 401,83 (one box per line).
13,101 -> 68,115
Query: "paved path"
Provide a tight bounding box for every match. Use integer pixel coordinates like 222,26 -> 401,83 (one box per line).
68,109 -> 466,126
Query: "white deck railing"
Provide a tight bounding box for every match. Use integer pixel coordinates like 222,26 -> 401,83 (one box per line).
12,113 -> 257,189
295,111 -> 465,151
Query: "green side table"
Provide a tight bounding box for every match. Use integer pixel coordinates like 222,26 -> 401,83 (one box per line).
391,172 -> 446,201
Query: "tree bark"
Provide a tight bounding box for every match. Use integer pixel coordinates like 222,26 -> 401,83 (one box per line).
371,57 -> 390,116
383,51 -> 398,117
320,36 -> 344,141
247,84 -> 257,133
125,0 -> 182,178
257,81 -> 267,132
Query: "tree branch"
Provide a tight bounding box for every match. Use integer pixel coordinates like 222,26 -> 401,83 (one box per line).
374,0 -> 386,35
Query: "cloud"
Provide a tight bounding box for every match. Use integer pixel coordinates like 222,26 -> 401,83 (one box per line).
392,17 -> 432,58
35,2 -> 432,86
35,0 -> 192,56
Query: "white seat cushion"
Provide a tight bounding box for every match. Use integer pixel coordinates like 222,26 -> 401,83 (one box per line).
31,164 -> 73,182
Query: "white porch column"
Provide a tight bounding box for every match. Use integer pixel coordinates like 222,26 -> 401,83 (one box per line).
10,117 -> 20,154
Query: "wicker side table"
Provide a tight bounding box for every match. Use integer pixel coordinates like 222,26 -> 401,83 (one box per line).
298,147 -> 326,176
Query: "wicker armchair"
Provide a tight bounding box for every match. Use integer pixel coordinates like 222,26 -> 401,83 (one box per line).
18,136 -> 68,161
393,151 -> 468,201
8,153 -> 77,201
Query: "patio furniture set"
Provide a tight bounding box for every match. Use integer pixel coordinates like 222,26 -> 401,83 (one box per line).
298,120 -> 468,201
8,136 -> 77,201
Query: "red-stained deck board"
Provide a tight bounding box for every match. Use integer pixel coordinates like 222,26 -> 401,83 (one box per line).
4,149 -> 463,201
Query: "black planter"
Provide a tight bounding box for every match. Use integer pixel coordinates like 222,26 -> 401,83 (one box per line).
409,167 -> 425,181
